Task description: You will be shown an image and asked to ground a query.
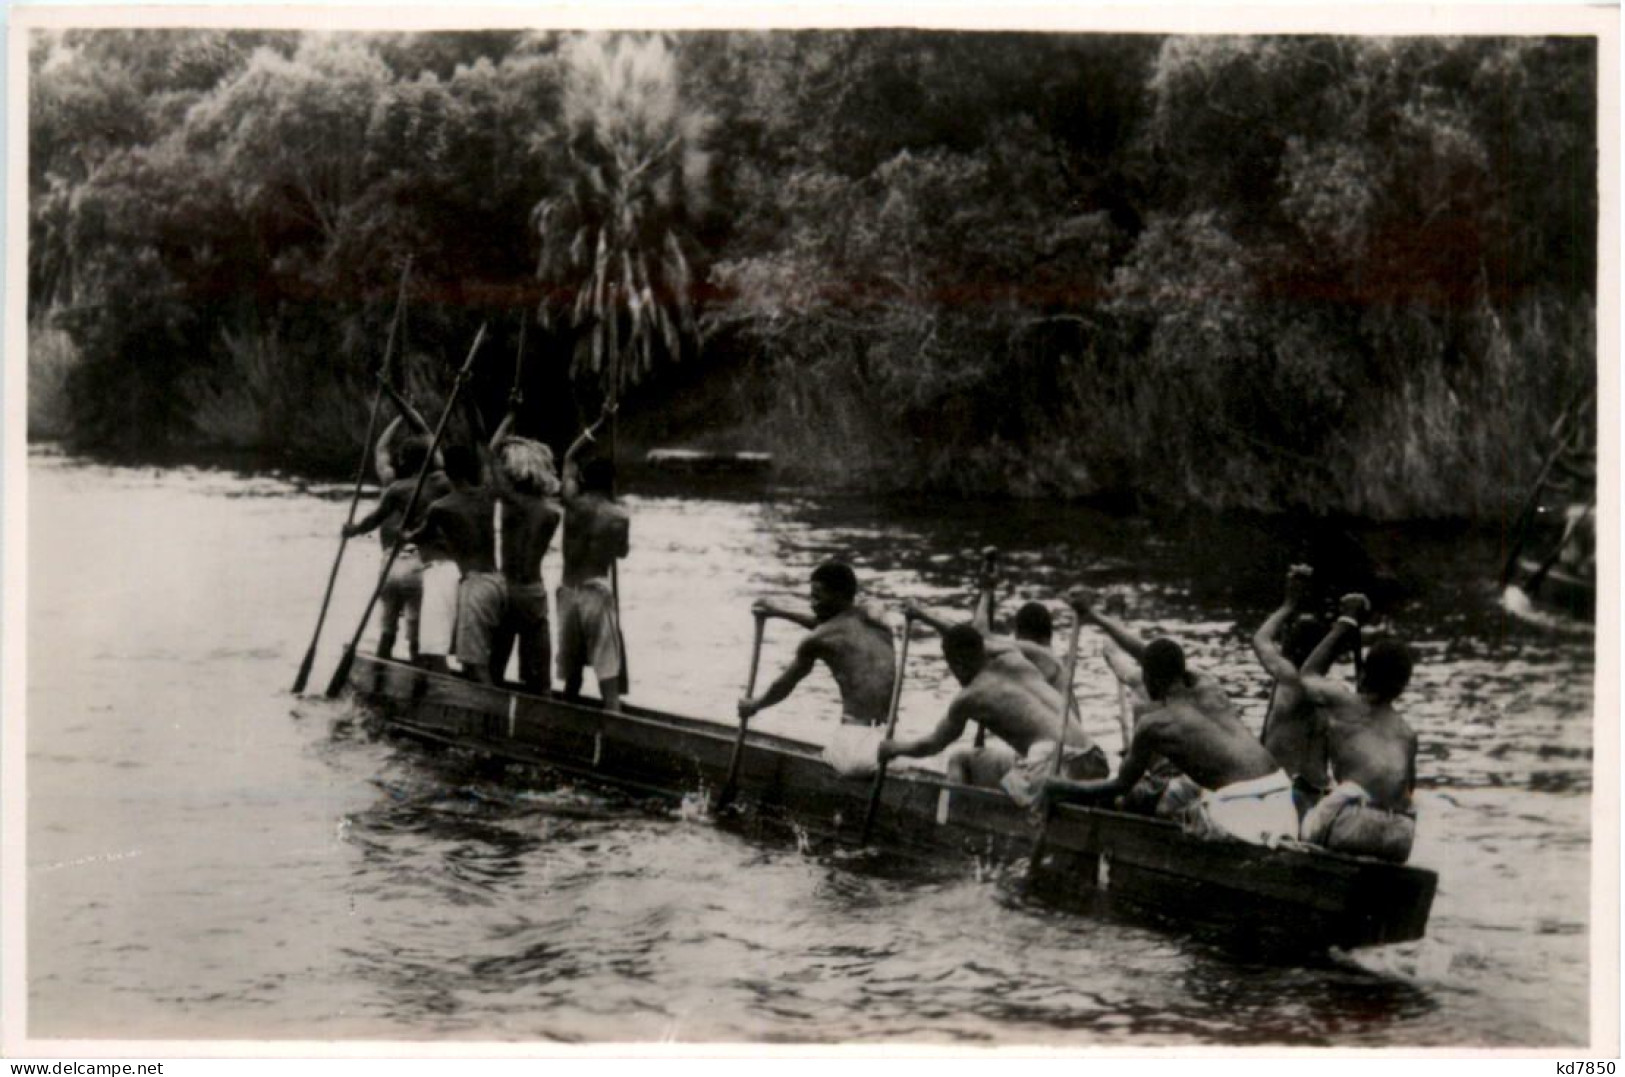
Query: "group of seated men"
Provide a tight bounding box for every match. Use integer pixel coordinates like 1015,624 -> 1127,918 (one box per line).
739,558 -> 1418,863
344,390 -> 630,709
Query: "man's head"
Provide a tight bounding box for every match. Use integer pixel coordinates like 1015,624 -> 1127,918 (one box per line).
497,437 -> 559,497
1358,640 -> 1414,704
1141,637 -> 1188,701
809,560 -> 858,622
581,457 -> 616,495
941,623 -> 987,686
1013,601 -> 1053,646
1283,615 -> 1325,667
395,437 -> 431,479
443,444 -> 480,486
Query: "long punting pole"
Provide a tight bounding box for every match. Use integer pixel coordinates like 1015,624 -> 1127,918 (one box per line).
292,260 -> 412,694
324,323 -> 489,698
716,611 -> 768,811
859,612 -> 914,845
1027,608 -> 1087,874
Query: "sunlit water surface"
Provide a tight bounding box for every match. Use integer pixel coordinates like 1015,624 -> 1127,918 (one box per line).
27,450 -> 1595,1044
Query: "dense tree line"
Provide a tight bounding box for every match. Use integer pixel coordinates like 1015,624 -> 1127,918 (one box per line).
28,29 -> 1595,517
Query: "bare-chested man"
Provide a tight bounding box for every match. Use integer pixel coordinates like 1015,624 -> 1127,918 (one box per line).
1044,588 -> 1298,847
1280,621 -> 1419,863
557,409 -> 630,711
342,436 -> 452,662
485,400 -> 562,694
878,623 -> 1107,803
1251,566 -> 1361,818
738,560 -> 897,732
403,443 -> 504,684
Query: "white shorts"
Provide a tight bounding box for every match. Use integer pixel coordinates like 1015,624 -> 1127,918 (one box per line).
419,560 -> 460,656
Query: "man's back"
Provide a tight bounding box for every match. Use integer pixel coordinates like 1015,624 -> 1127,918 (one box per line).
562,493 -> 628,585
1262,684 -> 1330,787
805,607 -> 895,725
1324,699 -> 1416,808
1142,673 -> 1278,790
956,651 -> 1085,756
500,490 -> 562,585
425,487 -> 498,575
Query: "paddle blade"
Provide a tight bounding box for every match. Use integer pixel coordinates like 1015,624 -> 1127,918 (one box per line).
324,645 -> 357,699
291,647 -> 316,695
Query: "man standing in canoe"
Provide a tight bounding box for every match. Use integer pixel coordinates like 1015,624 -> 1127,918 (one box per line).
738,561 -> 896,728
486,400 -> 563,694
1044,587 -> 1298,847
342,435 -> 451,662
402,442 -> 505,684
557,406 -> 630,711
1280,620 -> 1419,863
877,623 -> 1108,797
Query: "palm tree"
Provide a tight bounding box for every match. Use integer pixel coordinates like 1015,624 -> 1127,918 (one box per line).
532,33 -> 708,401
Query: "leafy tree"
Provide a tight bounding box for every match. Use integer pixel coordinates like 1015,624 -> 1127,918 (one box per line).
533,33 -> 710,399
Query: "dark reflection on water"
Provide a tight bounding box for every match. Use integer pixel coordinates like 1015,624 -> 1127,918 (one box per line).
26,453 -> 1594,1045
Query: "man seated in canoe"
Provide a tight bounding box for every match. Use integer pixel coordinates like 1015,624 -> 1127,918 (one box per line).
1276,618 -> 1420,863
485,394 -> 563,694
1250,566 -> 1363,820
342,432 -> 451,663
557,405 -> 629,711
876,623 -> 1108,798
1043,588 -> 1298,847
903,548 -> 1076,706
739,561 -> 896,738
402,442 -> 505,684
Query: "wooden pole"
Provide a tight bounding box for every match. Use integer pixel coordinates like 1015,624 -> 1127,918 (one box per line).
292,260 -> 411,693
324,323 -> 489,698
716,612 -> 768,811
1027,609 -> 1087,876
860,613 -> 914,845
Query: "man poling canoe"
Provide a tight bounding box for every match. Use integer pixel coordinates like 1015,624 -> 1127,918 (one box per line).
557,402 -> 630,712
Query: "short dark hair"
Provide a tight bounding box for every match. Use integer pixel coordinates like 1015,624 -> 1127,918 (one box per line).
581,457 -> 616,494
394,437 -> 431,478
1013,601 -> 1053,644
1284,616 -> 1325,667
1360,641 -> 1414,702
942,623 -> 985,666
810,560 -> 858,600
1141,637 -> 1187,699
443,444 -> 480,485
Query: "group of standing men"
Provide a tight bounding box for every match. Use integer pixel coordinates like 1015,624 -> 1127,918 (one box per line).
739,557 -> 1419,863
345,389 -> 630,710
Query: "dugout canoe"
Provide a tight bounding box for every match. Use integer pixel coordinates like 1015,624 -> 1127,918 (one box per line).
347,654 -> 1437,953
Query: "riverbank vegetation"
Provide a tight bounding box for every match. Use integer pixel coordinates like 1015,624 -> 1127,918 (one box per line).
28,29 -> 1595,517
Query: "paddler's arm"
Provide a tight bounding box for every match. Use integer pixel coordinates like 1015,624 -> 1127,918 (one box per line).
560,403 -> 617,499
738,636 -> 819,719
1043,719 -> 1159,805
877,698 -> 972,762
374,415 -> 405,485
342,485 -> 402,539
1067,587 -> 1146,661
901,599 -> 956,637
384,384 -> 432,436
751,599 -> 817,631
1299,593 -> 1369,677
971,546 -> 999,633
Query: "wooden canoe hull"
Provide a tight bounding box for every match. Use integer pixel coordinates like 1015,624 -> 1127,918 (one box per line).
348,655 -> 1437,952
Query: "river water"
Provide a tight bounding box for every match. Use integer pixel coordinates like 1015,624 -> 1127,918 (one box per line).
25,449 -> 1598,1045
